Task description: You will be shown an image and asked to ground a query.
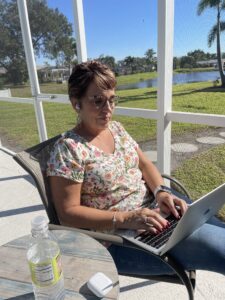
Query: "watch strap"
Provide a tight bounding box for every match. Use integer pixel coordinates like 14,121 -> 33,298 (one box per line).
153,185 -> 172,198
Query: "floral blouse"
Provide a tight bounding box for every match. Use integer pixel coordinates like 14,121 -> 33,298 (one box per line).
47,121 -> 151,212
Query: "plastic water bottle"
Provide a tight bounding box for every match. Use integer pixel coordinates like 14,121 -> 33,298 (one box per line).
27,216 -> 66,299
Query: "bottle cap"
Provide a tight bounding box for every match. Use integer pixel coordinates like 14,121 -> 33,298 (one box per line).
31,215 -> 48,231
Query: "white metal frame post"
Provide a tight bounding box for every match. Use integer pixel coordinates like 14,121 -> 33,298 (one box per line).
17,0 -> 47,142
157,0 -> 174,174
72,0 -> 87,63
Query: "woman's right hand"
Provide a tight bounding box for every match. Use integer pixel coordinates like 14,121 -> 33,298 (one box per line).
118,208 -> 170,234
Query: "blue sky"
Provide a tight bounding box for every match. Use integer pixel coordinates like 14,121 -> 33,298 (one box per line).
42,0 -> 225,64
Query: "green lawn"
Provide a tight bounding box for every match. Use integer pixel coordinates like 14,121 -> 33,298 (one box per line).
5,81 -> 224,145
1,79 -> 225,220
172,144 -> 225,220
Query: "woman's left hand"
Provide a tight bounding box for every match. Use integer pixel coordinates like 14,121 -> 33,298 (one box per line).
156,192 -> 188,218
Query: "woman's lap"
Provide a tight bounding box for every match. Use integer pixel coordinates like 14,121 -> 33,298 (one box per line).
108,221 -> 225,276
169,222 -> 225,274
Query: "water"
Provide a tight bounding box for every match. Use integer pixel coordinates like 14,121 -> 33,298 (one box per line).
117,70 -> 220,90
27,222 -> 65,300
27,239 -> 65,300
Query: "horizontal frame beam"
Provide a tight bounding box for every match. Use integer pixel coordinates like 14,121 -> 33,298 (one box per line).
115,107 -> 158,119
167,111 -> 225,127
0,97 -> 34,104
1,96 -> 225,128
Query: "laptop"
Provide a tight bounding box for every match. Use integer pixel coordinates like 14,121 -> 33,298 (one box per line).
115,183 -> 225,256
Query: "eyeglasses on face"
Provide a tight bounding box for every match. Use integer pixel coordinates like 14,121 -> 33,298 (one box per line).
87,95 -> 119,110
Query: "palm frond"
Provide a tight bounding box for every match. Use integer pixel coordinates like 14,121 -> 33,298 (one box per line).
208,24 -> 217,47
220,21 -> 225,31
197,0 -> 209,15
207,20 -> 225,47
222,1 -> 225,9
197,0 -> 222,15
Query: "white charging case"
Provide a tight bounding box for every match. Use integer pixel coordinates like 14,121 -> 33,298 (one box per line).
87,272 -> 113,298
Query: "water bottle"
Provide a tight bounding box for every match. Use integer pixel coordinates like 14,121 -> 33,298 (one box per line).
27,215 -> 66,299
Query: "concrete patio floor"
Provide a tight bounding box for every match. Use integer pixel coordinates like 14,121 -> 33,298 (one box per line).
0,147 -> 224,300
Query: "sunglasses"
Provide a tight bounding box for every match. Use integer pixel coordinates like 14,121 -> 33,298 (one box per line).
87,95 -> 119,110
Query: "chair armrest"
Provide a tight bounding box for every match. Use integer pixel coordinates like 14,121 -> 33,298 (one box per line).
48,223 -> 123,246
162,174 -> 191,199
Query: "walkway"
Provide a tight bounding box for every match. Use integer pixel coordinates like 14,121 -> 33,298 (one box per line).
0,146 -> 225,299
142,127 -> 225,170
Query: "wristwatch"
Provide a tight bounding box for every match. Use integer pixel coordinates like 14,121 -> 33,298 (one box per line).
153,185 -> 172,198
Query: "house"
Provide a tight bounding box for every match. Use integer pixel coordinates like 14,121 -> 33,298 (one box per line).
0,67 -> 7,75
37,66 -> 70,83
197,59 -> 225,69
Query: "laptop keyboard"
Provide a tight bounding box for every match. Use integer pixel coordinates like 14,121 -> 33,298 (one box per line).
134,214 -> 180,249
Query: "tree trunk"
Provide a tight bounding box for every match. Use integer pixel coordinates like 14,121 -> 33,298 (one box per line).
216,6 -> 225,87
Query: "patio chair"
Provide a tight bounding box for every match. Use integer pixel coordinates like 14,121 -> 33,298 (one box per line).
13,134 -> 196,300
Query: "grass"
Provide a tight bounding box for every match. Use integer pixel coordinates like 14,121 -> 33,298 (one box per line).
116,72 -> 157,85
1,78 -> 225,220
2,80 -> 225,146
173,144 -> 225,221
5,81 -> 224,145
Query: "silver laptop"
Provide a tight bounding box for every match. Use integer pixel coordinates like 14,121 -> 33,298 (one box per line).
115,183 -> 225,256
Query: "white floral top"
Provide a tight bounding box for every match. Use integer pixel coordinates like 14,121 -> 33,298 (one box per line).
47,121 -> 151,212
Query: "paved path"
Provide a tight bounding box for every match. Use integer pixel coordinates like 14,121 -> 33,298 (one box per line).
141,127 -> 225,170
0,147 -> 47,246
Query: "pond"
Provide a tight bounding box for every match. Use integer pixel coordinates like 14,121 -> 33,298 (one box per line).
117,71 -> 220,90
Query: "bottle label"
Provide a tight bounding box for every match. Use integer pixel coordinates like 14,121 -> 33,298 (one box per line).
29,251 -> 63,287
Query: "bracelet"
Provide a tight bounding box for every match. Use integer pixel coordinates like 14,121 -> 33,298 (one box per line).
112,212 -> 117,230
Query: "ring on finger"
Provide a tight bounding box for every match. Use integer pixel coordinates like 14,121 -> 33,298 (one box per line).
144,217 -> 153,227
146,222 -> 154,227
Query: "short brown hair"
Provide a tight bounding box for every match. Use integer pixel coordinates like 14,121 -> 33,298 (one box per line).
68,60 -> 116,101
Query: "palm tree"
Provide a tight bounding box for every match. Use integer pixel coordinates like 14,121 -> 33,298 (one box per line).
145,49 -> 157,71
197,0 -> 225,87
123,56 -> 136,74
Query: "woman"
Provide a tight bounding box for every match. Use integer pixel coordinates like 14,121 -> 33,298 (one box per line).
47,60 -> 225,276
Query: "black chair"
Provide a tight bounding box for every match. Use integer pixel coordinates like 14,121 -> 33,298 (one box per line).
13,134 -> 196,299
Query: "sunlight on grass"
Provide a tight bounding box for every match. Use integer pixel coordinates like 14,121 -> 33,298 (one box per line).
173,144 -> 225,220
116,71 -> 157,85
1,81 -> 225,146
